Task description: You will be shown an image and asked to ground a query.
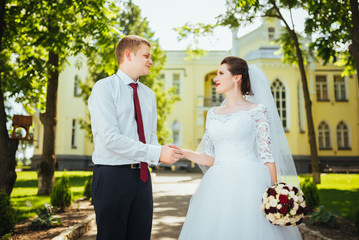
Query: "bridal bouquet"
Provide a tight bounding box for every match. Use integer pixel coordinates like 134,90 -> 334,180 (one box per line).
260,182 -> 308,226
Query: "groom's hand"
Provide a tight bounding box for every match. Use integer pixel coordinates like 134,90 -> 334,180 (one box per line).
159,144 -> 183,164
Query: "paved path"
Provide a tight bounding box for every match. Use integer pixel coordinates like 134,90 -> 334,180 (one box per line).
78,172 -> 202,240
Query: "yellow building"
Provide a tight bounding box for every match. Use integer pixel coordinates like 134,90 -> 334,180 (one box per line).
32,19 -> 359,173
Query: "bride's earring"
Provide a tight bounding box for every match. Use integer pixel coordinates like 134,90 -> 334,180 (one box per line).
234,81 -> 237,97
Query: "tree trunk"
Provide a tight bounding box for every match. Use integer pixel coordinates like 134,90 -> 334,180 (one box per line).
271,2 -> 321,183
291,31 -> 321,184
350,0 -> 359,85
37,51 -> 59,195
0,80 -> 19,195
0,0 -> 19,196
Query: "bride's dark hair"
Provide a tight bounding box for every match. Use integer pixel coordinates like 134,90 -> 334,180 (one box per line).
221,56 -> 253,95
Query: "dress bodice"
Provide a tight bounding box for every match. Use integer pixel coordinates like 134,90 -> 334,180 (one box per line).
204,104 -> 274,165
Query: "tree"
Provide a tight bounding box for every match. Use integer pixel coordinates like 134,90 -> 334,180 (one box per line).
304,0 -> 359,84
176,0 -> 321,183
9,0 -> 120,195
80,0 -> 178,145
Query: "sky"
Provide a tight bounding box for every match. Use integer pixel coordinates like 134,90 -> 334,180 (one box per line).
131,0 -> 307,51
132,0 -> 234,50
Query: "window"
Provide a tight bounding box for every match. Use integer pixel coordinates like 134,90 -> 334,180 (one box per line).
337,121 -> 350,149
74,75 -> 81,97
172,121 -> 181,146
173,73 -> 180,95
271,79 -> 287,129
316,75 -> 329,101
71,119 -> 77,148
318,121 -> 331,149
268,27 -> 275,40
334,75 -> 347,101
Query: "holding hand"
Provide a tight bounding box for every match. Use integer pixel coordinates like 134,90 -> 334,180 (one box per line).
159,144 -> 184,164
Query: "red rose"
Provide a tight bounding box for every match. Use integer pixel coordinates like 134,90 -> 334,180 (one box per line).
283,186 -> 290,191
269,207 -> 277,213
267,188 -> 276,197
292,186 -> 298,194
279,206 -> 288,215
297,206 -> 304,214
279,194 -> 288,204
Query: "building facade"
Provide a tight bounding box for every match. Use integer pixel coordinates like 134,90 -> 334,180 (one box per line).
32,19 -> 359,173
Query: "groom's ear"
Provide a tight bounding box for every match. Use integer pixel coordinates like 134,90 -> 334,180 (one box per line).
124,49 -> 132,61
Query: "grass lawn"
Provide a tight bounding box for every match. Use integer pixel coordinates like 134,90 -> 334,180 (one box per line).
299,174 -> 359,221
11,171 -> 92,223
10,172 -> 359,224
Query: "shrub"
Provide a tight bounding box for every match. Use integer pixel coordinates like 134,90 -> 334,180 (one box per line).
29,203 -> 61,230
300,177 -> 320,211
83,175 -> 92,199
354,207 -> 359,235
308,205 -> 337,228
0,191 -> 16,237
50,171 -> 73,210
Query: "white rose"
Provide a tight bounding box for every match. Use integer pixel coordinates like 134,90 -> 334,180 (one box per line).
280,189 -> 289,195
284,216 -> 290,223
298,189 -> 303,195
274,213 -> 281,219
270,199 -> 277,207
277,204 -> 282,209
268,195 -> 274,201
298,195 -> 304,202
266,203 -> 271,209
290,218 -> 297,224
277,184 -> 284,190
290,209 -> 296,215
292,195 -> 299,202
295,215 -> 301,222
289,191 -> 295,198
293,203 -> 299,211
260,204 -> 265,211
277,219 -> 285,226
262,192 -> 268,199
267,213 -> 275,222
300,202 -> 306,208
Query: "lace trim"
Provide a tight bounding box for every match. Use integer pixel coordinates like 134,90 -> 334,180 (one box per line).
253,106 -> 274,163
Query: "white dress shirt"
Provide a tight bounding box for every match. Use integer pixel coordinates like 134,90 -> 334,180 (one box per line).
88,69 -> 162,166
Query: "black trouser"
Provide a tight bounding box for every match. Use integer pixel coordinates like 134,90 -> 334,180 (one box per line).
92,165 -> 153,240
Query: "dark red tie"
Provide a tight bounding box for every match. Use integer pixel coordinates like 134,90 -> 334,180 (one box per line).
130,83 -> 149,182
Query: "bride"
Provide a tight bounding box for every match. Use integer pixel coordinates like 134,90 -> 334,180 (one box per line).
177,56 -> 302,239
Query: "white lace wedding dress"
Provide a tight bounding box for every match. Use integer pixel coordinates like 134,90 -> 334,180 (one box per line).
178,104 -> 302,240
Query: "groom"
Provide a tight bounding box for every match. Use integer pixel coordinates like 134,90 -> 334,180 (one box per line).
88,35 -> 183,240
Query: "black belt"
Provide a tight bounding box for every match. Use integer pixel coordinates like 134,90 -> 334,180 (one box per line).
96,164 -> 141,169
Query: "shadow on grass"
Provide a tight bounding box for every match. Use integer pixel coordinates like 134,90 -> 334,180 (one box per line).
318,188 -> 359,221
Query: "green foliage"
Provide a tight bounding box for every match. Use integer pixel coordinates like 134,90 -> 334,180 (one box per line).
50,172 -> 73,210
303,0 -> 356,76
0,191 -> 16,237
11,171 -> 92,223
300,177 -> 320,211
308,205 -> 337,228
80,0 -> 178,144
83,175 -> 92,199
29,203 -> 61,230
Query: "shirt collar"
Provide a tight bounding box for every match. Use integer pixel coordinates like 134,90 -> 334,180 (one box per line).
116,69 -> 139,85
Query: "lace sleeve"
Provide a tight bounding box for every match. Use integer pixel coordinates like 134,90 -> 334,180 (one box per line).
203,129 -> 215,158
203,109 -> 215,158
255,106 -> 274,163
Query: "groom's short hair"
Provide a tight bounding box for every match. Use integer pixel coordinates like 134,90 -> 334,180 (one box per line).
116,35 -> 151,66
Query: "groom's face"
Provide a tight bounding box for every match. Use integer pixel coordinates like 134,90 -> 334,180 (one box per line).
131,43 -> 153,77
214,64 -> 236,94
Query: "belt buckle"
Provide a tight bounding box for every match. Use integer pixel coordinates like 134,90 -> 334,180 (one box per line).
131,164 -> 138,169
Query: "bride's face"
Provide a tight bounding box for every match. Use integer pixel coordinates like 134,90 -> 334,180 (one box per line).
213,64 -> 238,94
